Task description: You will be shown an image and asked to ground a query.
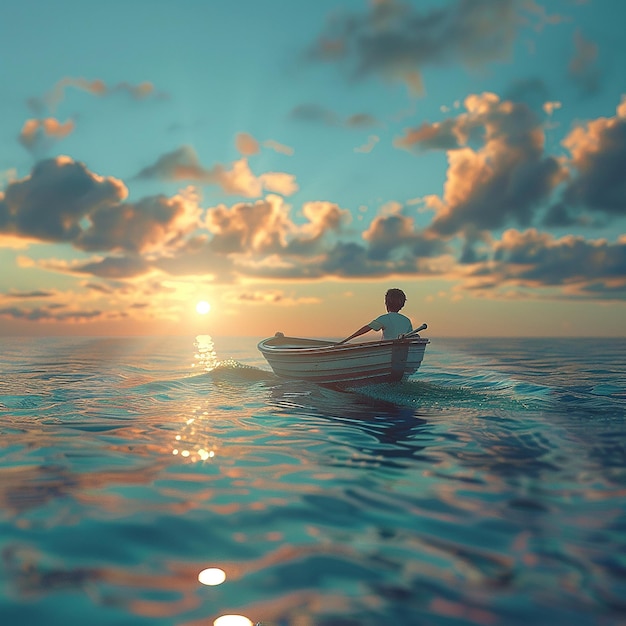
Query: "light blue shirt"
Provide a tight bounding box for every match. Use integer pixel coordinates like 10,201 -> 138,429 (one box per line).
369,312 -> 412,340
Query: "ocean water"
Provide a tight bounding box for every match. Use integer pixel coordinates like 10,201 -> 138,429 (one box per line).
0,335 -> 625,626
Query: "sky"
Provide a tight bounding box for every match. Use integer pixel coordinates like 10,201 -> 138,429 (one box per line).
1,0 -> 625,338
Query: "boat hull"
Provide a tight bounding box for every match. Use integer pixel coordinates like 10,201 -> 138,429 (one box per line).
258,335 -> 429,386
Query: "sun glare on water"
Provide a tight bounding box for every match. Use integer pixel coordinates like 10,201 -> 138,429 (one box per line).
196,300 -> 211,315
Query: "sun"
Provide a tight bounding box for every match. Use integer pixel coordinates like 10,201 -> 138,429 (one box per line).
195,300 -> 211,315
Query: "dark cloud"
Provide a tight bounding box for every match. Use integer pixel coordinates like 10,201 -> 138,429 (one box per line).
492,231 -> 626,283
503,77 -> 551,112
399,96 -> 626,235
464,229 -> 626,299
60,256 -> 151,280
81,282 -> 114,294
542,202 -> 588,228
77,194 -> 201,253
363,211 -> 447,261
134,146 -> 298,197
322,242 -> 377,277
307,0 -> 544,92
133,146 -> 209,181
0,306 -> 103,322
290,104 -> 379,129
403,94 -> 566,237
0,157 -> 127,242
0,157 -> 201,255
394,118 -> 466,152
561,101 -> 626,217
5,290 -> 55,299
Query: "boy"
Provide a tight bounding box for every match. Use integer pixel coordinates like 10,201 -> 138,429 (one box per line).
338,288 -> 412,343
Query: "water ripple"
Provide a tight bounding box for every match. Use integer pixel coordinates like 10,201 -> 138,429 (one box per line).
0,336 -> 624,625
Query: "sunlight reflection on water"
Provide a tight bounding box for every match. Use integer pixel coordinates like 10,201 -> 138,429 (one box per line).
193,334 -> 218,372
213,616 -> 253,626
198,567 -> 226,586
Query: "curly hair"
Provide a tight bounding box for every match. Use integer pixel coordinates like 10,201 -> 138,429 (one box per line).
385,288 -> 406,312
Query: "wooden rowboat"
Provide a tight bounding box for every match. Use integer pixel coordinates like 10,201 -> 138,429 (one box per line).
258,324 -> 429,386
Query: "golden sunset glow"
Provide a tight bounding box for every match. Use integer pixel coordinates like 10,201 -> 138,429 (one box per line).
0,2 -> 624,339
195,300 -> 211,315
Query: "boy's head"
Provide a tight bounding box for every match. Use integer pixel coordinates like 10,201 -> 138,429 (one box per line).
385,288 -> 406,312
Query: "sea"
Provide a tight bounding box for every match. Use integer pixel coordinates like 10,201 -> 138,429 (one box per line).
0,334 -> 624,626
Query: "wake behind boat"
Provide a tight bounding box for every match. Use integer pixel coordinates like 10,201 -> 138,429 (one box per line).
258,324 -> 429,386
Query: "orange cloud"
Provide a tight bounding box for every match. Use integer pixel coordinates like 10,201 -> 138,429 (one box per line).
30,77 -> 159,113
263,140 -> 294,156
18,117 -> 75,155
205,195 -> 292,254
223,290 -> 320,306
235,132 -> 260,156
77,192 -> 203,254
299,201 -> 351,239
560,97 -> 626,217
258,172 -> 299,196
135,146 -> 298,198
397,93 -> 566,236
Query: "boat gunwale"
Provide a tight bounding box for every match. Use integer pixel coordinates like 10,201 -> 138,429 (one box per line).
257,335 -> 429,356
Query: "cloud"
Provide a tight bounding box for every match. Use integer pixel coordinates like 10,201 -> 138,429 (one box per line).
0,156 -> 127,243
0,169 -> 17,190
398,94 -> 626,232
44,255 -> 151,280
462,228 -> 626,300
543,101 -> 562,116
559,97 -> 626,218
306,0 -> 555,93
205,195 -> 293,254
223,290 -> 321,306
4,147 -> 621,303
345,113 -> 379,128
290,103 -> 340,126
394,118 -> 467,152
286,200 -> 352,255
263,139 -> 294,156
291,103 -> 379,129
354,135 -> 379,153
503,77 -> 551,113
257,172 -> 299,196
363,206 -> 448,261
0,305 -> 105,323
18,118 -> 75,156
235,132 -> 260,156
397,93 -> 566,236
4,290 -> 55,299
521,0 -> 570,32
568,29 -> 601,96
76,192 -> 203,254
134,146 -> 298,197
28,77 -> 164,114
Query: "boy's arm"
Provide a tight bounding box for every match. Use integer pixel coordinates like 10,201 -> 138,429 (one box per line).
337,324 -> 373,344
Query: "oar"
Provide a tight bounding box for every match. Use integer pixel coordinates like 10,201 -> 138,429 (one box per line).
400,323 -> 427,339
